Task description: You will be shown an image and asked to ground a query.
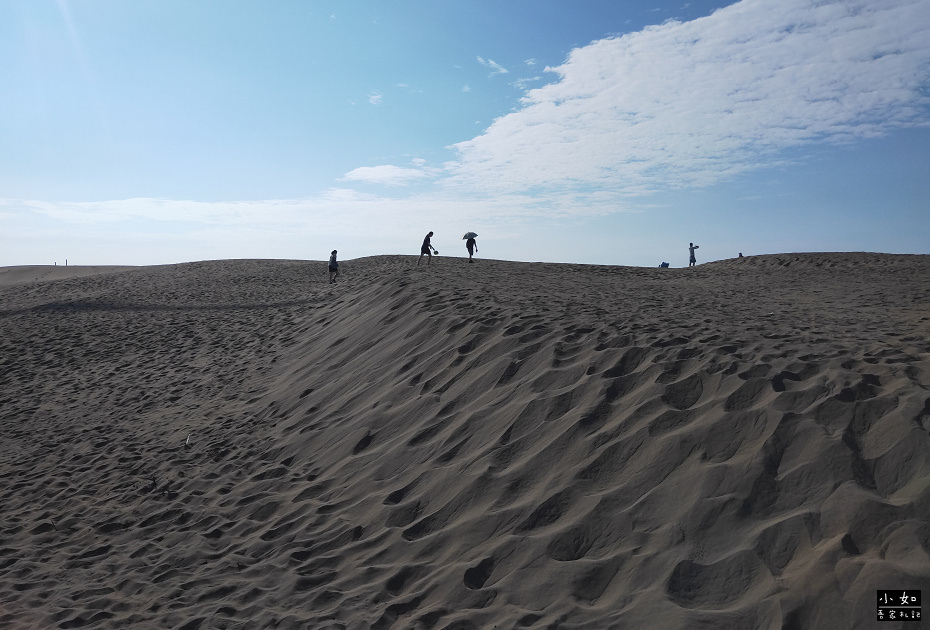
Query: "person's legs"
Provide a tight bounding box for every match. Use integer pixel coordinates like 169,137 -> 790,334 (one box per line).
426,251 -> 432,266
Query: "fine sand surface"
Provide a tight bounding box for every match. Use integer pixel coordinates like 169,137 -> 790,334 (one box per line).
1,253 -> 929,630
0,265 -> 136,288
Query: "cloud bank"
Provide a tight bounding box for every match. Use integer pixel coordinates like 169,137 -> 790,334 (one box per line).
448,0 -> 930,196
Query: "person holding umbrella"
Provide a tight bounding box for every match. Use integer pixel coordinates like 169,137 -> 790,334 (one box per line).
463,232 -> 478,263
418,231 -> 438,266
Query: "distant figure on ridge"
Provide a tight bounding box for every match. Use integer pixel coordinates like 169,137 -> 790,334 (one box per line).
463,231 -> 478,263
328,250 -> 339,283
689,242 -> 700,267
418,231 -> 437,266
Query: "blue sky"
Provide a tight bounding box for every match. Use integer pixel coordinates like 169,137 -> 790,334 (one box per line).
2,0 -> 929,267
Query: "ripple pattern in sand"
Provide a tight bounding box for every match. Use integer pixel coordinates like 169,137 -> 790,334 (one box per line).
2,253 -> 930,629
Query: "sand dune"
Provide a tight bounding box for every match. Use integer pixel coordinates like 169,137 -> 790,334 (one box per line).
1,253 -> 929,629
0,265 -> 136,287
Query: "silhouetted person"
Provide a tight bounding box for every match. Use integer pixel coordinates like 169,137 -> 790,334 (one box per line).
465,236 -> 477,262
418,231 -> 437,266
328,250 -> 339,283
689,242 -> 700,267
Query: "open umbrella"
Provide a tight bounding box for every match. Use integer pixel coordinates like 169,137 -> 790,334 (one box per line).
462,232 -> 478,239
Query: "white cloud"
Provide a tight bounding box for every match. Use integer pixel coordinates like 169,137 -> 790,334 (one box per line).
477,56 -> 509,76
341,165 -> 432,186
6,197 -> 235,224
4,180 -> 623,240
448,0 -> 930,196
525,58 -> 538,66
512,76 -> 542,91
368,92 -> 383,105
462,84 -> 471,93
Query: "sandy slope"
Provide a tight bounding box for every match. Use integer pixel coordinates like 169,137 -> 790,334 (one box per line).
0,265 -> 136,287
1,253 -> 929,630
